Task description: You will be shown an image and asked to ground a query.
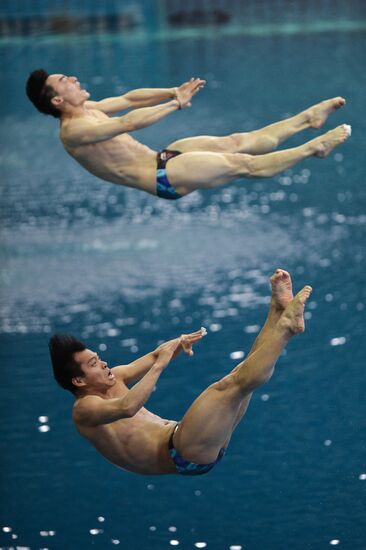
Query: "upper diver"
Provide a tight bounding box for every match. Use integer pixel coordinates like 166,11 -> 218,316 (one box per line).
26,70 -> 350,201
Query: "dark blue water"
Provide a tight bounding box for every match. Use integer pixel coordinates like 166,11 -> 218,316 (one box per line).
1,27 -> 366,550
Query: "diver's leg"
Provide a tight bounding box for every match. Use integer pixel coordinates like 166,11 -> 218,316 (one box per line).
227,269 -> 294,438
174,285 -> 312,463
168,97 -> 346,154
167,125 -> 351,196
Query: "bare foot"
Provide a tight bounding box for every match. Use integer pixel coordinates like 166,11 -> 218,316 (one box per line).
306,97 -> 346,129
312,124 -> 351,158
279,285 -> 312,334
270,269 -> 293,311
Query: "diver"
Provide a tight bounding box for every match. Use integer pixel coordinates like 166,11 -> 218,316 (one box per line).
49,269 -> 312,476
26,70 -> 350,200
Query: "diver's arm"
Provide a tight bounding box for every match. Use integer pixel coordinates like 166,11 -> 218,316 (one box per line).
73,341 -> 180,427
73,366 -> 165,426
63,101 -> 180,147
86,88 -> 178,114
112,350 -> 160,385
114,329 -> 207,385
86,77 -> 205,114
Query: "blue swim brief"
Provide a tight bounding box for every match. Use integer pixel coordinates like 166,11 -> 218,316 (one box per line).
168,424 -> 226,476
156,149 -> 182,200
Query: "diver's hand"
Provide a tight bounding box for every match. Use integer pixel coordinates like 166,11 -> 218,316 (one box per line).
179,327 -> 207,356
153,339 -> 182,370
154,327 -> 207,365
175,78 -> 206,109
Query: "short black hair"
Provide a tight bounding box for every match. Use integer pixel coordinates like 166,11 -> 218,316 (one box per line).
26,69 -> 61,118
49,334 -> 86,393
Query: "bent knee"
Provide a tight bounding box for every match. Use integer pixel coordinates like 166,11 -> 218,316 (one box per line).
227,152 -> 255,178
213,369 -> 270,394
209,373 -> 239,392
229,132 -> 252,152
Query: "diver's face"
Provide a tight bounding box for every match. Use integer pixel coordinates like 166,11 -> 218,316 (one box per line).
72,348 -> 116,391
46,73 -> 90,108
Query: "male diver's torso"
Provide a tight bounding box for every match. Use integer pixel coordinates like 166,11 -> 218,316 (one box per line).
73,378 -> 177,475
61,108 -> 158,194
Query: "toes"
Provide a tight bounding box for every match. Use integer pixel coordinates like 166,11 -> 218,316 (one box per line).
270,268 -> 291,283
343,124 -> 352,137
301,285 -> 313,298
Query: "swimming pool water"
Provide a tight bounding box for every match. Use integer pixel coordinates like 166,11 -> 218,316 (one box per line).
0,26 -> 366,550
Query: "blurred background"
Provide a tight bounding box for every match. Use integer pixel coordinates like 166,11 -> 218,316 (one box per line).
0,1 -> 365,549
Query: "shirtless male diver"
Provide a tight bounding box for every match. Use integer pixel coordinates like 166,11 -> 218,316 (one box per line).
26,69 -> 351,200
49,269 -> 312,476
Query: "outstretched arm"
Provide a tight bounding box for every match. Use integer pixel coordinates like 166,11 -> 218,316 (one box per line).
73,339 -> 181,427
86,88 -> 177,114
114,328 -> 207,385
64,100 -> 180,147
86,78 -> 206,114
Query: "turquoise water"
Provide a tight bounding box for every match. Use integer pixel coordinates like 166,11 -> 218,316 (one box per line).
1,28 -> 366,549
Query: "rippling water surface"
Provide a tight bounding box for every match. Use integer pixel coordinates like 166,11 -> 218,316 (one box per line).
1,27 -> 365,550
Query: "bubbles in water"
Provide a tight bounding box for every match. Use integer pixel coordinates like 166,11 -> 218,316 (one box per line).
324,440 -> 332,446
107,328 -> 120,337
333,213 -> 346,224
90,528 -> 102,535
230,351 -> 245,360
99,343 -> 107,351
359,474 -> 366,480
230,546 -> 243,550
38,416 -> 49,423
170,540 -> 179,546
319,258 -> 331,267
98,516 -> 105,522
209,323 -> 222,332
111,539 -> 120,545
194,490 -> 202,496
244,325 -> 260,334
317,214 -> 328,224
121,338 -> 137,347
38,425 -> 51,433
302,208 -> 315,217
116,317 -> 136,327
329,540 -> 340,545
2,526 -> 12,532
261,394 -> 270,402
149,526 -> 157,531
195,543 -> 207,548
168,526 -> 177,532
270,190 -> 286,201
147,484 -> 155,490
279,176 -> 292,186
330,337 -> 346,346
